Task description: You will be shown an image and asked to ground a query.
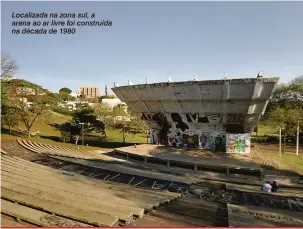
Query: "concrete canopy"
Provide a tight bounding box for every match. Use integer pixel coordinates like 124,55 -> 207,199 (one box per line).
112,77 -> 279,153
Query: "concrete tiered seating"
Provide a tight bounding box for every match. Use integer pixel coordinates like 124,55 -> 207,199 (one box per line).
113,144 -> 263,179
1,154 -> 180,226
227,204 -> 303,226
18,139 -> 97,159
16,139 -> 196,185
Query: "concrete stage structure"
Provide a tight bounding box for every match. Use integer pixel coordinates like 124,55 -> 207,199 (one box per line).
112,77 -> 279,154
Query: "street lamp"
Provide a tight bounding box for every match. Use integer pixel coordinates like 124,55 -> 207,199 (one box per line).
79,123 -> 84,146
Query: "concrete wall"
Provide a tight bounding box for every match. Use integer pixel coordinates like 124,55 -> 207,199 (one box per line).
112,77 -> 279,153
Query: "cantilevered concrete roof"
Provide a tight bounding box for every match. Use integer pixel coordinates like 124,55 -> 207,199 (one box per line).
112,77 -> 279,132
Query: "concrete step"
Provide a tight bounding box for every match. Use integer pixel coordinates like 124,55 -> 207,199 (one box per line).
1,189 -> 119,227
1,199 -> 91,227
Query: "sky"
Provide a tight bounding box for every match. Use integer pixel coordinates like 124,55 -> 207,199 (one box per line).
2,1 -> 303,95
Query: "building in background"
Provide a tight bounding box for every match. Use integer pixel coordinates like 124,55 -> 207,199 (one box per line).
77,87 -> 100,99
102,98 -> 127,110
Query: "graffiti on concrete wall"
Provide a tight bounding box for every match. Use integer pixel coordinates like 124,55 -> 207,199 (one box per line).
167,129 -> 226,151
226,133 -> 251,153
186,114 -> 222,124
171,113 -> 189,131
227,113 -> 245,124
167,129 -> 183,147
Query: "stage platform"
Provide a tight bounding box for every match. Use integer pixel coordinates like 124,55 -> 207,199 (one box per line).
113,144 -> 263,179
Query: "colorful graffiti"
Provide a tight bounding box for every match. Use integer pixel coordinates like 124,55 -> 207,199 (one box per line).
168,130 -> 183,147
226,133 -> 251,153
166,129 -> 226,152
200,133 -> 226,151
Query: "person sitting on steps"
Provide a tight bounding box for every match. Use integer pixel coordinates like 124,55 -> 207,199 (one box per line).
271,181 -> 279,192
261,181 -> 272,192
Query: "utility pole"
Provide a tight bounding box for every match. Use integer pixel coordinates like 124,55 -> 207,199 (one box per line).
279,127 -> 282,157
296,121 -> 300,156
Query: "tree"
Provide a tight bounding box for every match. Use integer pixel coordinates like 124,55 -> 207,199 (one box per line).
268,106 -> 303,151
265,75 -> 303,116
1,53 -> 18,79
98,94 -> 116,102
111,119 -> 132,143
1,79 -> 58,137
128,111 -> 148,137
108,95 -> 116,99
93,103 -> 112,133
55,107 -> 105,144
112,104 -> 127,116
108,109 -> 148,143
59,87 -> 72,94
1,107 -> 21,133
59,91 -> 73,101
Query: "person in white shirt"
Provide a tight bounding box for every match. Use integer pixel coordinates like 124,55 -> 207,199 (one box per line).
261,181 -> 272,192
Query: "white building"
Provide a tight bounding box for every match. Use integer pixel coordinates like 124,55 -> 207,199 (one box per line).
102,98 -> 127,110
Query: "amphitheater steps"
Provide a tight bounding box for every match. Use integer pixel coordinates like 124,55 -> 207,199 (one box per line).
2,155 -> 179,202
1,157 -> 170,210
1,154 -> 180,226
1,199 -> 91,227
1,214 -> 36,227
131,198 -> 218,226
50,155 -> 194,185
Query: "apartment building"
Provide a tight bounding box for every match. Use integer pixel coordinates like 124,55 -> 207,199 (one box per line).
77,87 -> 100,99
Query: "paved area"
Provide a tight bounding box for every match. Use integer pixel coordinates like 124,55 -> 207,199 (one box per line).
115,144 -> 261,169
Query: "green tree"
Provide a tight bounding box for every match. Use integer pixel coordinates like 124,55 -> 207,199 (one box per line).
265,75 -> 303,116
59,87 -> 72,94
1,107 -> 20,133
268,106 -> 303,152
108,109 -> 148,142
59,91 -> 73,101
98,94 -> 116,102
54,107 -> 105,144
112,104 -> 127,116
128,111 -> 148,137
111,119 -> 132,143
1,79 -> 58,137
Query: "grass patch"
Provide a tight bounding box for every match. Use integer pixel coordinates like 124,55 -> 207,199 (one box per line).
253,123 -> 279,137
1,111 -> 147,150
255,144 -> 303,174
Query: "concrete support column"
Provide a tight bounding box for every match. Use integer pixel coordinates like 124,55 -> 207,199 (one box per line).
167,161 -> 170,168
194,164 -> 197,172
